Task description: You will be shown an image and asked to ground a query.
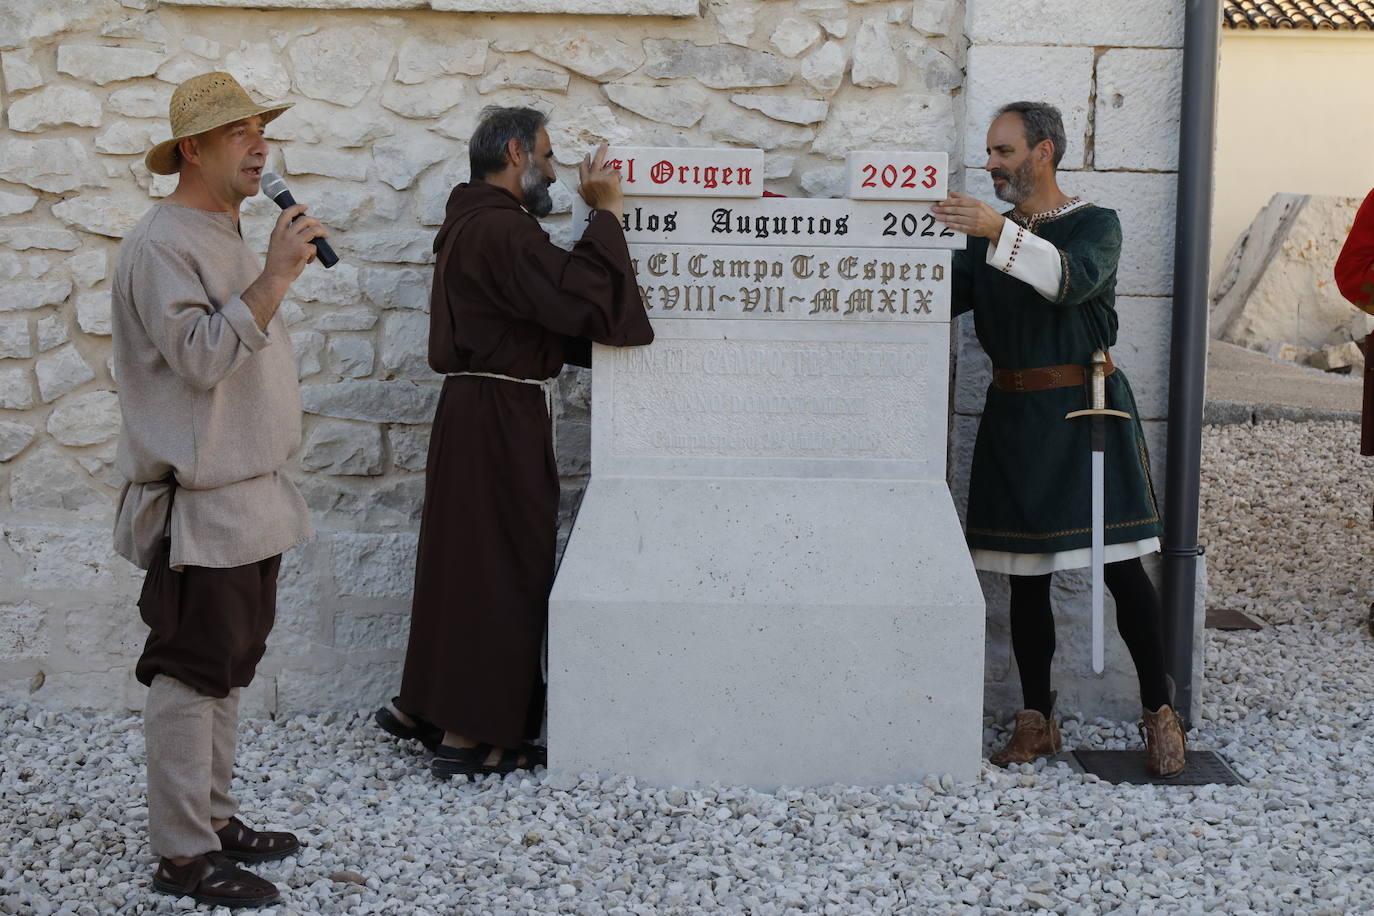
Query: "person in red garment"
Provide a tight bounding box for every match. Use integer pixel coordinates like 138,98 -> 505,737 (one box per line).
1335,188 -> 1374,636
1336,189 -> 1374,312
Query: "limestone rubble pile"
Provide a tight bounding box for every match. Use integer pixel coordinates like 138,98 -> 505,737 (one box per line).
1212,193 -> 1374,376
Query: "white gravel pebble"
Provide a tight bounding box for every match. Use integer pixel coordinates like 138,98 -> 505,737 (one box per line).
2,420 -> 1372,913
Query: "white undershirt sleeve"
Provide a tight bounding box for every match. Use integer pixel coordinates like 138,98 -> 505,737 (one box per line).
984,221 -> 1065,302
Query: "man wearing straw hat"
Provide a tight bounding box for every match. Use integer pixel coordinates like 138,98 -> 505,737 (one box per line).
111,72 -> 325,908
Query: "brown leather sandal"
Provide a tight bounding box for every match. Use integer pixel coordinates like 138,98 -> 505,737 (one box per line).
431,742 -> 545,778
375,698 -> 443,752
215,816 -> 301,863
152,852 -> 281,908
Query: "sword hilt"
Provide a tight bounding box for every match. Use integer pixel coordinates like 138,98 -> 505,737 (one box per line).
1089,348 -> 1107,410
1065,349 -> 1132,420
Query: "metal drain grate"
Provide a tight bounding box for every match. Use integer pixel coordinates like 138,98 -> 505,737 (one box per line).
1072,749 -> 1246,786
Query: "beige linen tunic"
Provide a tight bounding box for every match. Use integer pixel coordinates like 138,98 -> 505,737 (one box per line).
111,202 -> 313,571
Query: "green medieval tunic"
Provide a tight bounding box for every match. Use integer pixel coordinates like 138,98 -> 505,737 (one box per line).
952,200 -> 1162,574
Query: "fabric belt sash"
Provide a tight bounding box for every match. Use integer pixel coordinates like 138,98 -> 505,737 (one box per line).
991,351 -> 1115,393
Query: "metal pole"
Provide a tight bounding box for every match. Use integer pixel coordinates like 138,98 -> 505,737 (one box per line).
1163,0 -> 1221,724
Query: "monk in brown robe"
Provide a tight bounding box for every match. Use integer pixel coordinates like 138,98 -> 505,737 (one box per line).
375,106 -> 653,777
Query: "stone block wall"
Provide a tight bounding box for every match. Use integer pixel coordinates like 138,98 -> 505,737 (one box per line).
0,0 -> 974,715
0,0 -> 1189,723
953,0 -> 1191,721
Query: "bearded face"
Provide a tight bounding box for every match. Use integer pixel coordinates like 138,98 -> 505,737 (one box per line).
521,154 -> 555,218
989,155 -> 1037,206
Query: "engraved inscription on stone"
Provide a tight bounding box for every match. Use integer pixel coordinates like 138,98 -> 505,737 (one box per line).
573,196 -> 967,250
630,245 -> 951,321
610,339 -> 929,461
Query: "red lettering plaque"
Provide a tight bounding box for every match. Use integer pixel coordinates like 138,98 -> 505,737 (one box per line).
846,152 -> 948,201
606,146 -> 764,199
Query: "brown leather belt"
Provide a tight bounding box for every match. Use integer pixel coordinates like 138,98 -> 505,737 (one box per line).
992,351 -> 1114,392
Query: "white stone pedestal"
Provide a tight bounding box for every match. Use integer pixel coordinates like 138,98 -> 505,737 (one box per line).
551,157 -> 985,788
551,476 -> 984,789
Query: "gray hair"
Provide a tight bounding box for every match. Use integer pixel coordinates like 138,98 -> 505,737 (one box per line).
469,105 -> 548,180
995,101 -> 1067,169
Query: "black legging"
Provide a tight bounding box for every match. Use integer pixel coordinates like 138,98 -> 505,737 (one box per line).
1009,556 -> 1171,716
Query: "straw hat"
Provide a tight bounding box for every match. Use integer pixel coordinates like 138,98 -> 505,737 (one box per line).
144,71 -> 293,175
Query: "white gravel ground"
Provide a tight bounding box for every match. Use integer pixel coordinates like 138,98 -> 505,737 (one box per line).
3,420 -> 1373,915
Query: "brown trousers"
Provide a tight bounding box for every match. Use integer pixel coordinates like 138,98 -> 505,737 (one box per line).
135,544 -> 280,698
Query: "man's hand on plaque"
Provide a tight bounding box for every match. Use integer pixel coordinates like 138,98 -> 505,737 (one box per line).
578,143 -> 626,222
933,191 -> 1005,244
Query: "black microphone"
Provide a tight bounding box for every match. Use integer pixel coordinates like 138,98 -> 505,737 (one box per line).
260,171 -> 339,269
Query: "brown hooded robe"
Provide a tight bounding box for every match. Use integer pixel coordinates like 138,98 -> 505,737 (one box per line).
397,183 -> 652,749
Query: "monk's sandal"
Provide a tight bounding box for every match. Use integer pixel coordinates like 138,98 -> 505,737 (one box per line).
375,697 -> 443,752
990,710 -> 1063,767
152,851 -> 281,909
431,742 -> 546,778
214,816 -> 300,863
1141,704 -> 1187,778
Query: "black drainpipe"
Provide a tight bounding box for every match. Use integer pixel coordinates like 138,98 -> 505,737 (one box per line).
1163,0 -> 1221,725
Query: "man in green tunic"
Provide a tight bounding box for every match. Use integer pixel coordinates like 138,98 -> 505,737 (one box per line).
934,101 -> 1186,777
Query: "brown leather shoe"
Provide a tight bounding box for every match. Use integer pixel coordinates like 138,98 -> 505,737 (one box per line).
215,816 -> 301,863
151,852 -> 281,908
1141,705 -> 1187,778
989,710 -> 1063,766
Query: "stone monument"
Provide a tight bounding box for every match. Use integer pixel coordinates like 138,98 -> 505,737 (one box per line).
549,147 -> 986,789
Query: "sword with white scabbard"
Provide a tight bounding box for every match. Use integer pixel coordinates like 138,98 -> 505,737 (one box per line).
1065,349 -> 1131,674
